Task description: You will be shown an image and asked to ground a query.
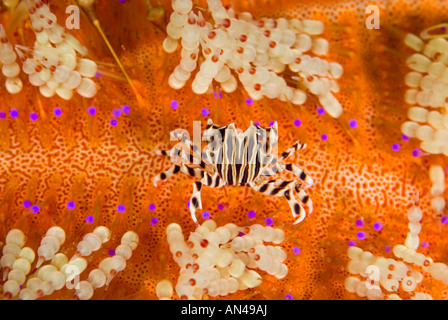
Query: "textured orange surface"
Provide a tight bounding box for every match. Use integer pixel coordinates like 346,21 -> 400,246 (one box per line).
0,0 -> 448,299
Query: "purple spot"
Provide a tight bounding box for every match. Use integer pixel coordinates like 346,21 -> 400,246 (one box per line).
86,215 -> 94,224
113,108 -> 122,117
217,203 -> 224,210
30,205 -> 40,214
421,241 -> 429,248
321,134 -> 328,141
10,109 -> 19,118
151,217 -> 159,226
392,143 -> 401,152
238,232 -> 245,237
95,72 -> 102,78
348,240 -> 356,247
214,91 -> 221,99
110,119 -> 118,126
0,111 -> 6,119
284,294 -> 293,300
122,105 -> 131,114
373,222 -> 383,231
201,108 -> 209,116
294,119 -> 302,127
170,100 -> 179,110
108,249 -> 115,256
66,201 -> 76,210
120,0 -> 126,3
402,134 -> 410,141
187,201 -> 190,208
245,98 -> 254,105
265,217 -> 273,226
317,107 -> 325,115
248,210 -> 256,218
269,120 -> 275,127
412,148 -> 422,157
254,121 -> 260,126
292,247 -> 301,255
202,211 -> 210,219
441,215 -> 448,224
349,119 -> 358,128
23,200 -> 31,209
117,204 -> 125,213
357,231 -> 367,240
29,112 -> 38,121
87,106 -> 96,116
385,245 -> 392,252
355,219 -> 364,227
149,203 -> 156,211
53,108 -> 62,117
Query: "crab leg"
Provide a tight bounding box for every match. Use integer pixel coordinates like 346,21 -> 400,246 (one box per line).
284,189 -> 308,225
250,179 -> 310,224
297,189 -> 313,214
189,172 -> 224,225
250,179 -> 297,197
158,130 -> 209,167
153,164 -> 205,187
189,181 -> 203,226
278,141 -> 307,162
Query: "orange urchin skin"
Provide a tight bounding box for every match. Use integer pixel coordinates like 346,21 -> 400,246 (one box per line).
0,0 -> 447,300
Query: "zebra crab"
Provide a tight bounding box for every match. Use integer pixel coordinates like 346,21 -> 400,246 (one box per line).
153,119 -> 314,225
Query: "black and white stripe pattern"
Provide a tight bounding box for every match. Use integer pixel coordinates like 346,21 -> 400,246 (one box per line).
154,119 -> 314,225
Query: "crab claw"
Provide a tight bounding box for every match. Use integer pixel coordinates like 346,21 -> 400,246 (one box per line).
293,214 -> 306,225
189,205 -> 199,227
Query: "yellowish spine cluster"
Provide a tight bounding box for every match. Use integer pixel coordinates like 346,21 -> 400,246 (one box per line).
163,0 -> 344,118
13,0 -> 98,100
71,226 -> 111,261
35,226 -> 66,268
166,219 -> 287,300
402,33 -> 448,155
0,226 -> 138,300
345,246 -> 425,300
0,24 -> 22,94
428,165 -> 446,213
0,230 -> 33,299
344,200 -> 448,300
73,231 -> 139,300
